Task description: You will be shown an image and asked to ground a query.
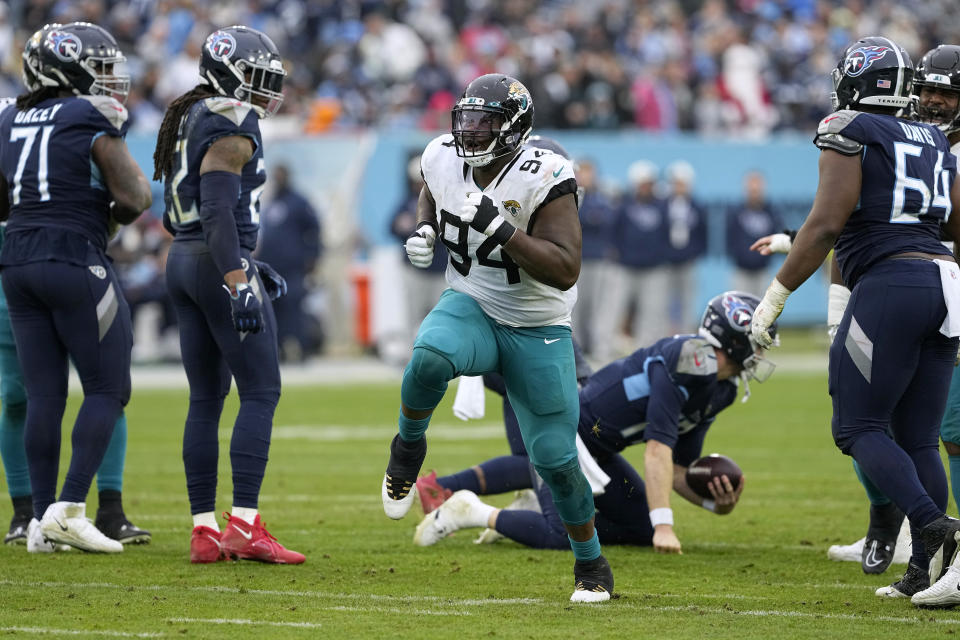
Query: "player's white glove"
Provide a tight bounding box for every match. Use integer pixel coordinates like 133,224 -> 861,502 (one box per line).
827,283 -> 850,342
766,233 -> 793,254
751,278 -> 792,348
405,221 -> 438,269
459,192 -> 516,246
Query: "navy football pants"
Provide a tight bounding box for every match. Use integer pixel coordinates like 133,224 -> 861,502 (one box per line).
1,253 -> 131,519
166,241 -> 281,514
830,260 -> 955,562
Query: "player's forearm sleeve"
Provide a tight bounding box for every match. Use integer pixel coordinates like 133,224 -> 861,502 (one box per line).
199,171 -> 244,276
641,362 -> 685,450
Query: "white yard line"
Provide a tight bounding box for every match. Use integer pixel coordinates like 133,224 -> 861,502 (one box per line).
0,627 -> 162,638
617,603 -> 960,625
168,618 -> 323,628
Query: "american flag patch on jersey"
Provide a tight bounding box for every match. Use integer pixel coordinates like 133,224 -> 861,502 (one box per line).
876,79 -> 891,88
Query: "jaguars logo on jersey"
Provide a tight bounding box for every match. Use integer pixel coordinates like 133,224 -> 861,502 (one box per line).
502,200 -> 521,217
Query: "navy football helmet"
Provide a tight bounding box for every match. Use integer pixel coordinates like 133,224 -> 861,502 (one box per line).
39,22 -> 129,102
527,135 -> 571,160
699,291 -> 776,382
914,45 -> 960,136
22,23 -> 61,91
452,74 -> 534,168
831,36 -> 913,112
199,26 -> 285,117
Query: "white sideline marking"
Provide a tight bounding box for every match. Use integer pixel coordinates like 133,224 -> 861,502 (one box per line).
169,618 -> 322,628
620,603 -> 960,625
0,627 -> 161,638
327,606 -> 468,616
268,423 -> 504,441
0,579 -> 541,605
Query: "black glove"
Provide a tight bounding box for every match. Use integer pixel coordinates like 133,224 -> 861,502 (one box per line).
223,282 -> 263,334
255,260 -> 288,301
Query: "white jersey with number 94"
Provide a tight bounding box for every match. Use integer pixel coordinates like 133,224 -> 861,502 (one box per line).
420,134 -> 579,328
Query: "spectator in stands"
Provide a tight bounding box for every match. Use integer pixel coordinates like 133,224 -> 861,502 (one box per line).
257,165 -> 323,362
725,171 -> 782,295
663,161 -> 707,333
594,160 -> 670,362
390,154 -> 448,345
573,158 -> 616,357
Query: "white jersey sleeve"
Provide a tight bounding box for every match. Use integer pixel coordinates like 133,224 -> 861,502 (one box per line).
421,135 -> 579,327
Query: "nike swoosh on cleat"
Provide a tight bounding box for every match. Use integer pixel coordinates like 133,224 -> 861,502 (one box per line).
235,528 -> 253,541
544,338 -> 560,344
864,542 -> 886,568
53,517 -> 68,532
206,535 -> 222,547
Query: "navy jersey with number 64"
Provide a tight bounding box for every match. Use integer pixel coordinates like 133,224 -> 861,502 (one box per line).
815,110 -> 957,287
162,97 -> 265,251
0,95 -> 129,262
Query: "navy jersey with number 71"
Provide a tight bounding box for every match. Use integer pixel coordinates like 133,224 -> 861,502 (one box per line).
0,95 -> 128,260
162,97 -> 265,251
814,110 -> 957,287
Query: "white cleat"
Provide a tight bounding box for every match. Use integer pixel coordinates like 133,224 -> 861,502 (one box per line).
473,489 -> 540,544
382,475 -> 416,520
913,564 -> 960,608
892,518 -> 912,564
414,490 -> 488,547
828,537 -> 864,562
27,518 -> 55,553
40,502 -> 122,553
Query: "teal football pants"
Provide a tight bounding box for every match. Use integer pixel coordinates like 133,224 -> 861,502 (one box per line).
401,289 -> 594,526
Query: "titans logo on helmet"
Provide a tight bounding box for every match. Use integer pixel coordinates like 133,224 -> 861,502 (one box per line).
206,31 -> 237,62
844,46 -> 891,77
47,30 -> 82,62
721,294 -> 753,332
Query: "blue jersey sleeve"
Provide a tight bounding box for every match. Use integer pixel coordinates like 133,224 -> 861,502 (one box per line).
673,420 -> 710,467
641,360 -> 686,449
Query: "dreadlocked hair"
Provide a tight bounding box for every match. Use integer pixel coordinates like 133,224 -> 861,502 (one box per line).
153,84 -> 217,181
16,87 -> 60,111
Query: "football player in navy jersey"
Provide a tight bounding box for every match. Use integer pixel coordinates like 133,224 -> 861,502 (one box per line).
0,22 -> 151,553
411,292 -> 765,553
0,23 -> 150,551
749,37 -> 960,605
153,26 -> 303,565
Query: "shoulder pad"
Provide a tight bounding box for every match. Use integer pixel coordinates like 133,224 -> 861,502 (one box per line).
675,338 -> 718,377
420,134 -> 455,177
952,141 -> 960,157
79,95 -> 128,131
203,97 -> 257,127
0,97 -> 15,114
814,132 -> 864,156
817,110 -> 861,136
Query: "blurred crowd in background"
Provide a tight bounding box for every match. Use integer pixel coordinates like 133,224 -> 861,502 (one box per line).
1,0 -> 959,136
1,0 -> 952,363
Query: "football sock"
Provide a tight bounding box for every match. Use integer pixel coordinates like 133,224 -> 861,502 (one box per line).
0,397 -> 29,498
495,509 -> 567,549
852,459 -> 890,506
397,412 -> 430,443
193,511 -> 219,531
59,394 -> 123,504
231,506 -> 258,525
849,433 -> 944,529
183,397 -> 224,514
438,456 -> 531,494
949,455 -> 960,516
569,531 -> 602,562
229,395 -> 277,509
909,521 -> 929,571
97,489 -> 123,516
96,413 -> 127,493
11,494 -> 32,519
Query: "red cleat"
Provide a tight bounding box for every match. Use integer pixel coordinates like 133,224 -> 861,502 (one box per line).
416,471 -> 453,515
219,512 -> 305,564
190,525 -> 226,564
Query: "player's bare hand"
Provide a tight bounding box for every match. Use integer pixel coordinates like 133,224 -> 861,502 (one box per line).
653,525 -> 682,554
709,474 -> 745,515
749,233 -> 792,255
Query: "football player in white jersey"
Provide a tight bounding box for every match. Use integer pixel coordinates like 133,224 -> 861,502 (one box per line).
379,74 -> 613,603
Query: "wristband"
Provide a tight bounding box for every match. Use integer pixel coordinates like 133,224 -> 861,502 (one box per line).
701,499 -> 716,513
764,277 -> 792,309
827,283 -> 851,328
649,507 -> 674,527
416,220 -> 439,237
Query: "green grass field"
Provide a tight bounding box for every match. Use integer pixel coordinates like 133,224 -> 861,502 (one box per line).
1,358 -> 959,638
